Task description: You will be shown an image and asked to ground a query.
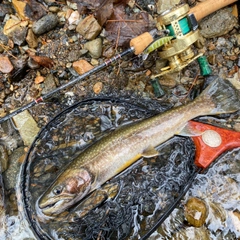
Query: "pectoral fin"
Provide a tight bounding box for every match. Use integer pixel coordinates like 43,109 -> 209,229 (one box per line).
142,146 -> 159,158
177,122 -> 203,137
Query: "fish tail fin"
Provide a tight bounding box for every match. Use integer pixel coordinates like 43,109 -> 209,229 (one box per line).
196,78 -> 240,115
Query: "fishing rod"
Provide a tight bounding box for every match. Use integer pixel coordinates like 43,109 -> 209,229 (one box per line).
0,47 -> 135,124
0,28 -> 159,125
0,0 -> 236,124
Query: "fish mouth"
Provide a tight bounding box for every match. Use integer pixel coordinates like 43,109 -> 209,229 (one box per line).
39,194 -> 75,215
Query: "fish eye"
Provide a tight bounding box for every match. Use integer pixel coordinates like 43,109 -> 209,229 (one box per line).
53,185 -> 63,195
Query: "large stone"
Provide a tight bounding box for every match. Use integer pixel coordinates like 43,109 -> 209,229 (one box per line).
156,0 -> 181,14
32,14 -> 58,35
84,38 -> 102,58
12,110 -> 40,146
200,8 -> 238,38
76,15 -> 102,40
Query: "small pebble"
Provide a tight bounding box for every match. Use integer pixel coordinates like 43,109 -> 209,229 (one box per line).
49,6 -> 60,13
34,75 -> 45,84
93,82 -> 103,94
90,58 -> 98,66
32,14 -> 58,35
73,59 -> 93,75
66,62 -> 72,68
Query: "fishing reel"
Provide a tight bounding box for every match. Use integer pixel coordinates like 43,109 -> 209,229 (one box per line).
153,4 -> 202,77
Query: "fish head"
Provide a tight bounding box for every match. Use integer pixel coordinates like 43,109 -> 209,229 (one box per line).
38,168 -> 92,216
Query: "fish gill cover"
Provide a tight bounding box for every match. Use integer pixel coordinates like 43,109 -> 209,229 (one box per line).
20,97 -> 196,240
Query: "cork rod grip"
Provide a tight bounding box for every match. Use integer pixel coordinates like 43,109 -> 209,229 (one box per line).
130,32 -> 154,55
189,0 -> 237,21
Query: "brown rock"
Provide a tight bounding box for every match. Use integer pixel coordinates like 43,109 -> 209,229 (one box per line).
34,75 -> 45,84
76,15 -> 102,40
26,29 -> 38,48
0,56 -> 14,73
12,0 -> 28,20
73,59 -> 94,75
93,82 -> 103,94
3,19 -> 20,36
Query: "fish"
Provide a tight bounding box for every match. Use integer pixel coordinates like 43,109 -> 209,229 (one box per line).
38,78 -> 240,217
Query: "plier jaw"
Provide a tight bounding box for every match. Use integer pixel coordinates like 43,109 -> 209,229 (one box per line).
189,120 -> 240,168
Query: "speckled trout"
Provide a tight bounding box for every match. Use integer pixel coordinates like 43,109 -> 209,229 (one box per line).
38,78 -> 240,217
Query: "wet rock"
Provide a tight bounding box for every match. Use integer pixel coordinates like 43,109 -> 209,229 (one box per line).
12,110 -> 40,146
199,8 -> 238,38
2,147 -> 25,190
26,29 -> 38,48
184,197 -> 208,227
0,56 -> 13,73
41,74 -> 56,94
172,226 -> 210,239
84,38 -> 102,58
76,15 -> 102,40
32,14 -> 58,35
93,82 -> 103,94
156,0 -> 181,14
206,201 -> 226,231
73,59 -> 93,75
0,144 -> 8,173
